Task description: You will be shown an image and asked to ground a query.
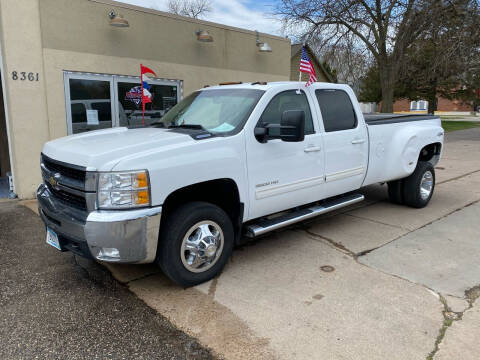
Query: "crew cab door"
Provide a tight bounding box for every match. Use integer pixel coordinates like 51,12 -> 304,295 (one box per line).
313,87 -> 368,198
245,87 -> 325,220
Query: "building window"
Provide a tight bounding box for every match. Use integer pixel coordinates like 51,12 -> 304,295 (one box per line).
64,72 -> 182,135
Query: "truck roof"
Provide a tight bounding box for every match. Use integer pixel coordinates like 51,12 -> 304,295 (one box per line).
201,81 -> 351,92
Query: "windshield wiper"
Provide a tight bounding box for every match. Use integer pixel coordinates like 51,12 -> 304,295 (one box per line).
169,124 -> 209,132
149,121 -> 165,128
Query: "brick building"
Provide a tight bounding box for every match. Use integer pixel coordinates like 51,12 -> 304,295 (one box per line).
393,97 -> 474,113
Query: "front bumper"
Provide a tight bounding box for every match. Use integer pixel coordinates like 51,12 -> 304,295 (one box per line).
37,183 -> 162,263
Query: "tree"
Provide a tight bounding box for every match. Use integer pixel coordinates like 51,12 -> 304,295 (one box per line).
310,37 -> 373,91
396,0 -> 480,113
358,65 -> 382,103
167,0 -> 212,19
321,61 -> 338,83
277,0 -> 440,112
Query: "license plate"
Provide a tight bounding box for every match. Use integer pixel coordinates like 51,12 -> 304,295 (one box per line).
46,227 -> 61,251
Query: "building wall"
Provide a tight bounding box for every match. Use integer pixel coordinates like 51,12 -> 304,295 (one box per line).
0,0 -> 291,199
39,0 -> 289,77
393,98 -> 411,112
290,49 -> 329,83
437,97 -> 472,112
393,97 -> 473,112
0,0 -> 51,198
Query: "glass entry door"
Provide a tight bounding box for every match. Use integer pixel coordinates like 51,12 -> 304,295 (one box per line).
64,73 -> 115,134
114,76 -> 180,127
64,72 -> 182,134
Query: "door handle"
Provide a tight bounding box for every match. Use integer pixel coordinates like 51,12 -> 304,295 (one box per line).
304,146 -> 321,153
351,139 -> 366,144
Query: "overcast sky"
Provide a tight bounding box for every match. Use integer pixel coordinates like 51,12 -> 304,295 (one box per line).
117,0 -> 284,36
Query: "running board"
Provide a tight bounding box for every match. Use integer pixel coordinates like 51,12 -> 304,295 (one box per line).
244,193 -> 364,238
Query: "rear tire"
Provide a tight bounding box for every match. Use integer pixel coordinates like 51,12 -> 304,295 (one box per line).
387,180 -> 404,205
156,201 -> 234,287
402,161 -> 435,208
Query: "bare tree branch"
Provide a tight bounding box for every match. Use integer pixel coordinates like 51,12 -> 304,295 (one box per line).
167,0 -> 212,19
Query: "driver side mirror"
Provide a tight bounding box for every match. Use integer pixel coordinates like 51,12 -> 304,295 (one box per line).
279,110 -> 305,142
254,110 -> 305,143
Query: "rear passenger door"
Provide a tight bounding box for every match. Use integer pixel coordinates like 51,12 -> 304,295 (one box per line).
314,88 -> 368,198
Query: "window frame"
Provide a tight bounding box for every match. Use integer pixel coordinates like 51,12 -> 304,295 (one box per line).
314,89 -> 358,133
256,89 -> 316,138
63,71 -> 183,135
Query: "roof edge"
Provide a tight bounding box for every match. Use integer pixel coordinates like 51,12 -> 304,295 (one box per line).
291,43 -> 334,83
89,0 -> 290,42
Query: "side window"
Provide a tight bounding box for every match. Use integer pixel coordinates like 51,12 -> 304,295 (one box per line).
315,90 -> 357,132
259,90 -> 314,136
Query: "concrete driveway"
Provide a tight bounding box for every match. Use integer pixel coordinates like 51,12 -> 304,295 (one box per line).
21,127 -> 480,359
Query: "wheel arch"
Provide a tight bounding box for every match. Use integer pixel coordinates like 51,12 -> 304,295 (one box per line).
418,142 -> 442,167
160,178 -> 244,244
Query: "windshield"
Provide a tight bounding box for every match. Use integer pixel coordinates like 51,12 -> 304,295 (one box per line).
158,89 -> 264,135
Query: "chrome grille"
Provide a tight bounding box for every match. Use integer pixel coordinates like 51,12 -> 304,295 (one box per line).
41,154 -> 92,212
41,155 -> 86,182
46,183 -> 87,210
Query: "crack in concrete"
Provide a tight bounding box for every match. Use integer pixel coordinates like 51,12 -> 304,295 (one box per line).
343,212 -> 409,231
426,285 -> 480,360
437,168 -> 480,185
125,272 -> 158,285
355,198 -> 480,259
301,229 -> 356,257
426,294 -> 458,360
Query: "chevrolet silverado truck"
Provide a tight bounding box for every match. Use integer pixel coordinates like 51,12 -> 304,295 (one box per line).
38,82 -> 444,286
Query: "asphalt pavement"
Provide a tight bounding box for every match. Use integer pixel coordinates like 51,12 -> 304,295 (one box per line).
0,201 -> 213,359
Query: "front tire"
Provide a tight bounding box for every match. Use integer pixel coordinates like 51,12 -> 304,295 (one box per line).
402,161 -> 435,208
157,202 -> 234,287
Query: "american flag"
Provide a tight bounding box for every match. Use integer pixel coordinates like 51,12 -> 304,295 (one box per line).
299,46 -> 317,86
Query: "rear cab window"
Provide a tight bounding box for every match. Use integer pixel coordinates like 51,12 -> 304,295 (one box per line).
315,89 -> 357,132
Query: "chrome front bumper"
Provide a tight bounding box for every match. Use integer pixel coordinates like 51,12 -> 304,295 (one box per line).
37,183 -> 162,264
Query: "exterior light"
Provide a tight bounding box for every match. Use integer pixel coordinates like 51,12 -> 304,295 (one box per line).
195,29 -> 213,42
108,10 -> 129,27
256,30 -> 272,52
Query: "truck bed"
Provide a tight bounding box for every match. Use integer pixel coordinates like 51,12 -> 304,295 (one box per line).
364,114 -> 438,126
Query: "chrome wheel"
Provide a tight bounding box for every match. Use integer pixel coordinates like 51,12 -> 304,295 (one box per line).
180,221 -> 224,273
420,171 -> 433,200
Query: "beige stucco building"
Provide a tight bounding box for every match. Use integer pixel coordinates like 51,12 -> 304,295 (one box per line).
0,0 -> 290,199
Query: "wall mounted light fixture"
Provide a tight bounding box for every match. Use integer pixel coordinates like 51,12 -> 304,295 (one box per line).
256,31 -> 272,52
195,29 -> 213,42
108,10 -> 129,27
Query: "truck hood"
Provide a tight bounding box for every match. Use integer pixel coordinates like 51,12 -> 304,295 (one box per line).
42,127 -> 194,170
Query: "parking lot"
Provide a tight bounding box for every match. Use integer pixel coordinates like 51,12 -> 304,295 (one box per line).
2,127 -> 479,359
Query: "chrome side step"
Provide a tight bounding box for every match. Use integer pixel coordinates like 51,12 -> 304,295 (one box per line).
244,193 -> 364,238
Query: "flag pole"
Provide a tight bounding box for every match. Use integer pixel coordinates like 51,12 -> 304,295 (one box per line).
140,64 -> 145,126
299,41 -> 306,83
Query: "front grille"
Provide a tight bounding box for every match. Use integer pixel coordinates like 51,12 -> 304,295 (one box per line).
46,183 -> 87,211
42,155 -> 86,181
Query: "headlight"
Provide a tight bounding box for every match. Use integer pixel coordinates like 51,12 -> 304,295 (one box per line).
97,170 -> 150,209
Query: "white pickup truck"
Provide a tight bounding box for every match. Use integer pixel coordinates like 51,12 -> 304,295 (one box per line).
38,82 -> 444,286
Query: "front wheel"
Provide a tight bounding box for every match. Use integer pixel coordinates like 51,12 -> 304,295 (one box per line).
156,202 -> 234,287
402,161 -> 435,208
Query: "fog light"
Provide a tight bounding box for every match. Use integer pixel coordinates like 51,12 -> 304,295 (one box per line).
98,247 -> 120,259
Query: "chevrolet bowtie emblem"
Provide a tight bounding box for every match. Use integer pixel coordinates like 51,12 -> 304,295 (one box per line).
49,176 -> 57,187
48,173 -> 60,187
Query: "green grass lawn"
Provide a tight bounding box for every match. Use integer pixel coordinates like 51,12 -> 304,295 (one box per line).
441,121 -> 480,132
